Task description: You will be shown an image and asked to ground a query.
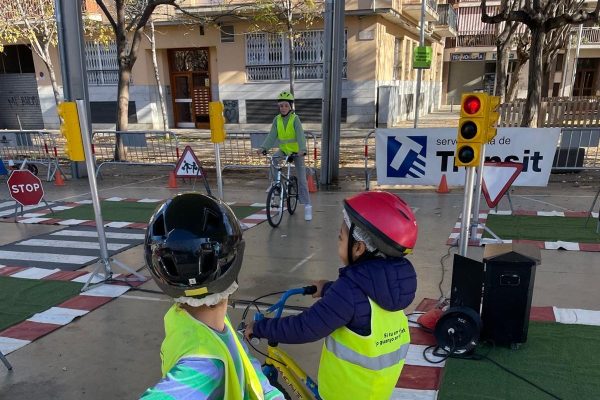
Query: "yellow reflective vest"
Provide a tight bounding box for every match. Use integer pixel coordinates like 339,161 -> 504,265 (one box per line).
318,299 -> 410,400
160,304 -> 264,400
276,113 -> 299,155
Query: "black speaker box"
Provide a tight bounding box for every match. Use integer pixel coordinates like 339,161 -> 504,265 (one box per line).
450,254 -> 484,312
481,243 -> 541,346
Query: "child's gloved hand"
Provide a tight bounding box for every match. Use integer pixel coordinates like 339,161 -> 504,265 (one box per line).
244,320 -> 255,341
311,280 -> 330,298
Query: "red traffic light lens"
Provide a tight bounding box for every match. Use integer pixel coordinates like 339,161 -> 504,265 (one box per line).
458,145 -> 475,164
463,96 -> 481,114
460,121 -> 478,140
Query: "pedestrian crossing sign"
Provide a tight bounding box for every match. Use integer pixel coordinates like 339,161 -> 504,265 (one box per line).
174,146 -> 204,177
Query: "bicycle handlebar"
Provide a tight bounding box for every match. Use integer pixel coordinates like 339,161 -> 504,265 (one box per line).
256,285 -> 316,321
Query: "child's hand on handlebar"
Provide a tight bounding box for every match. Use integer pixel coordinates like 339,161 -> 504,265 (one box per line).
244,320 -> 255,341
310,280 -> 330,298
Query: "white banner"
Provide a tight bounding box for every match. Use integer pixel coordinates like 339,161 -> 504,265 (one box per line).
375,128 -> 560,187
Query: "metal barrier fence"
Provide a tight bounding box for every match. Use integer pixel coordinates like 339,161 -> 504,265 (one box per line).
553,128 -> 600,171
362,127 -> 600,189
363,130 -> 376,190
0,130 -> 61,181
220,131 -> 320,171
91,131 -> 180,176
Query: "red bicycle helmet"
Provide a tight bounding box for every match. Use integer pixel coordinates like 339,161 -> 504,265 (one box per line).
343,191 -> 417,258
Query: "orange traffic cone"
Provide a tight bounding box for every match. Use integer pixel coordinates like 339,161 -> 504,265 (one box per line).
54,170 -> 65,186
167,171 -> 178,189
436,174 -> 449,194
307,169 -> 317,193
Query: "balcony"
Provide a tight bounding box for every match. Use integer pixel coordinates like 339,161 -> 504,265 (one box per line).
403,0 -> 439,22
576,27 -> 600,46
434,4 -> 457,37
446,31 -> 496,48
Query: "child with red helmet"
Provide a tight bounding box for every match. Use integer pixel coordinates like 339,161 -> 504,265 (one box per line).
245,191 -> 418,399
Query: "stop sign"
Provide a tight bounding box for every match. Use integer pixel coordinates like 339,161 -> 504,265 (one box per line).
7,170 -> 45,206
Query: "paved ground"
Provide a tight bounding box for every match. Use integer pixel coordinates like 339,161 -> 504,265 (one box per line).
0,157 -> 599,398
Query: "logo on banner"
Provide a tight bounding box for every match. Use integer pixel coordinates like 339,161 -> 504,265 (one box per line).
387,136 -> 427,178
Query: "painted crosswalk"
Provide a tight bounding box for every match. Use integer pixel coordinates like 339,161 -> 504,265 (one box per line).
0,200 -> 59,218
0,226 -> 145,271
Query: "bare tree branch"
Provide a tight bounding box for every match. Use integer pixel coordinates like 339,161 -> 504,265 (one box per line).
94,0 -> 117,31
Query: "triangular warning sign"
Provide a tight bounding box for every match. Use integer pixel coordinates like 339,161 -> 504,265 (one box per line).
481,162 -> 523,208
174,146 -> 203,177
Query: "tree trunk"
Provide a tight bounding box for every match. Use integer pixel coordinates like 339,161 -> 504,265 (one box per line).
521,27 -> 545,127
495,43 -> 510,101
115,64 -> 131,160
150,20 -> 168,131
506,59 -> 526,101
495,22 -> 514,102
287,28 -> 295,97
42,46 -> 61,107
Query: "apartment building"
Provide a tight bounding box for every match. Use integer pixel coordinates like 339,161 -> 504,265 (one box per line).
0,0 -> 456,130
443,0 -> 600,105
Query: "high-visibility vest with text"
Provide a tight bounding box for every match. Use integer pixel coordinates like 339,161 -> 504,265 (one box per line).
318,299 -> 410,400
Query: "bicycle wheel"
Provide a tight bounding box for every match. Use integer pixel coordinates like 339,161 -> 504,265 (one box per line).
266,184 -> 284,227
287,176 -> 298,215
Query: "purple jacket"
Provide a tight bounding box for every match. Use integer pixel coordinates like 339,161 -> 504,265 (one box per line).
253,257 -> 417,343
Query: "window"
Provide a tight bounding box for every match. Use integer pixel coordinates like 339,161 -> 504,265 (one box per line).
393,38 -> 402,80
245,30 -> 347,81
85,41 -> 119,85
0,45 -> 35,74
220,25 -> 235,43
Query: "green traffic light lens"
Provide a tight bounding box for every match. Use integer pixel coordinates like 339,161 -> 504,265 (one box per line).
458,146 -> 475,164
460,121 -> 477,140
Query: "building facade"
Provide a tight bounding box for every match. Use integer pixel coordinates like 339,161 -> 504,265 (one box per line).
443,0 -> 600,105
0,0 -> 457,130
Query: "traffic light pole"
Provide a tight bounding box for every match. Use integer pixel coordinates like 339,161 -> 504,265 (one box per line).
76,100 -> 145,292
470,144 -> 486,239
459,167 -> 477,256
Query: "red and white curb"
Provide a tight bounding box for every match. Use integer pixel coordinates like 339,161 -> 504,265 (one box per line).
0,264 -> 147,356
2,198 -> 267,231
391,299 -> 600,399
447,210 -> 600,252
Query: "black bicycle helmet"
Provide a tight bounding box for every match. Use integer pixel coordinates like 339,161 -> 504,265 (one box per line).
144,193 -> 244,299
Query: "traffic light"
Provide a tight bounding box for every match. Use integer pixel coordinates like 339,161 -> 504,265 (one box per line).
455,93 -> 487,167
485,95 -> 501,143
209,101 -> 226,143
56,102 -> 85,161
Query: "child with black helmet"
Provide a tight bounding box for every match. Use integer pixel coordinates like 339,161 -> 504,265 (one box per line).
140,193 -> 284,399
256,91 -> 313,221
245,191 -> 418,400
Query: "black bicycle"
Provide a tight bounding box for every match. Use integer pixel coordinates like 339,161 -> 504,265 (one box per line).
265,153 -> 299,227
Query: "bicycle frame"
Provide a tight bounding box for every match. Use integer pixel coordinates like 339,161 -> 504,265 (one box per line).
251,287 -> 321,400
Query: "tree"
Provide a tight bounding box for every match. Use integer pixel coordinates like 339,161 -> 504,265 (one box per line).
242,0 -> 323,96
94,0 -> 178,159
506,31 -> 530,101
144,19 -> 168,131
482,0 -> 600,126
0,0 -> 110,107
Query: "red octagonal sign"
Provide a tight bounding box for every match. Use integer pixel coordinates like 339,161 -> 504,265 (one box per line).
7,170 -> 45,206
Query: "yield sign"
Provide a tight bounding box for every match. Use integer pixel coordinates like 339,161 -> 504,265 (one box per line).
174,146 -> 203,177
481,162 -> 523,208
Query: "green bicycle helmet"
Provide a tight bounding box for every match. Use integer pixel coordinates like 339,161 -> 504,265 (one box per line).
277,91 -> 294,102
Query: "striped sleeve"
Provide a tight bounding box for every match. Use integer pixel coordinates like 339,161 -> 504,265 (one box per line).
140,358 -> 225,400
237,332 -> 285,400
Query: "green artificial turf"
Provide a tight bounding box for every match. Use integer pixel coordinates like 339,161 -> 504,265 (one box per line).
438,322 -> 600,400
0,276 -> 84,332
48,201 -> 261,224
484,214 -> 600,243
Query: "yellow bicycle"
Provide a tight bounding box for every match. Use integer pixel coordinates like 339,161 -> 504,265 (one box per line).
241,286 -> 321,400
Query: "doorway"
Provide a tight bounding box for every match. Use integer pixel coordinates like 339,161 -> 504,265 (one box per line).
168,48 -> 211,128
